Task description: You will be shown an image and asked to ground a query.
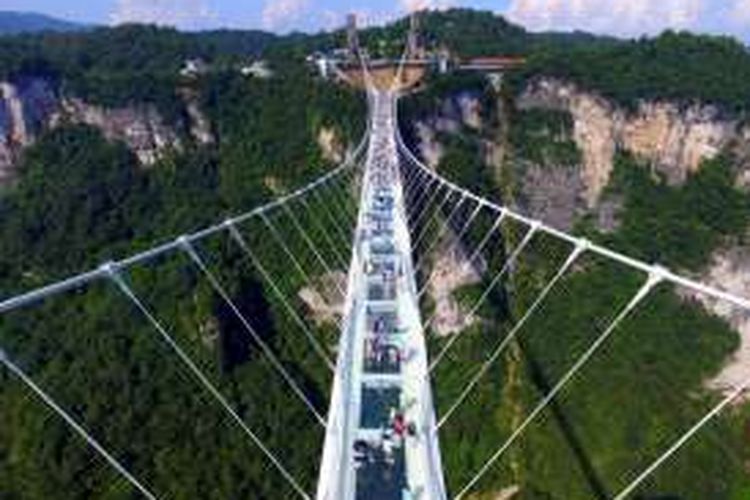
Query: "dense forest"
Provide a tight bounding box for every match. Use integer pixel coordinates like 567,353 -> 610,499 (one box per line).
0,25 -> 275,118
0,24 -> 365,499
380,9 -> 750,115
396,13 -> 750,498
523,30 -> 750,114
3,6 -> 750,500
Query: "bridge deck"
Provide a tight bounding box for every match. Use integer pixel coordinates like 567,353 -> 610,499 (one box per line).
316,91 -> 446,500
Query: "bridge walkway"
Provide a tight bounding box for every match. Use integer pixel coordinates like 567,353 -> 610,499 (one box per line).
315,89 -> 446,500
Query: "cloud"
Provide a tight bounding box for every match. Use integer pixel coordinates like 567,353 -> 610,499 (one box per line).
505,0 -> 707,37
350,9 -> 400,28
730,0 -> 750,26
399,0 -> 455,13
262,0 -> 311,31
320,10 -> 342,31
110,0 -> 217,29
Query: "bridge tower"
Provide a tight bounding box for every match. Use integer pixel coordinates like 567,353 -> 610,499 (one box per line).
406,12 -> 423,60
347,13 -> 360,60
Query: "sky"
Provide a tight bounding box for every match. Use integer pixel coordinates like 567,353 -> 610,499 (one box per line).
3,0 -> 750,42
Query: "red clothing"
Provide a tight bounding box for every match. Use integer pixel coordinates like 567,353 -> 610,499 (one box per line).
393,414 -> 406,436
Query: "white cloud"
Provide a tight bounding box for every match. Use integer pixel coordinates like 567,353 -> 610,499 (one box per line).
320,10 -> 342,31
730,0 -> 750,26
506,0 -> 707,37
399,0 -> 455,14
262,0 -> 311,31
352,9 -> 400,28
110,0 -> 217,29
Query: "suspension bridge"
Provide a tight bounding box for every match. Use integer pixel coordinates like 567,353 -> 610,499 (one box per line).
3,57 -> 750,500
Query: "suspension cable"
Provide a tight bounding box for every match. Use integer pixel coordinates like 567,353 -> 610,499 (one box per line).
412,184 -> 453,249
103,263 -> 311,500
462,211 -> 506,273
280,204 -> 347,299
297,196 -> 349,269
259,213 -> 343,332
613,369 -> 750,499
410,176 -> 448,234
399,160 -> 419,194
313,179 -> 356,243
226,222 -> 335,371
414,189 -> 463,256
413,194 -> 473,274
424,221 -> 540,344
416,202 -> 484,302
313,172 -> 353,234
0,348 -> 158,500
436,240 -> 588,429
402,161 -> 430,204
330,166 -> 361,220
0,151 -> 362,316
314,175 -> 357,243
178,237 -> 330,426
453,269 -> 663,500
261,212 -> 314,281
401,160 -> 439,203
406,174 -> 440,231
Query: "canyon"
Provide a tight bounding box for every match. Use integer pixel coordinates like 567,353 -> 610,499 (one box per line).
409,78 -> 750,398
0,77 -> 214,182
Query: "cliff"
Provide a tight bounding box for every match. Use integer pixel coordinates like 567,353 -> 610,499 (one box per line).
406,91 -> 490,334
0,77 -> 215,182
686,247 -> 750,395
0,79 -> 57,182
317,127 -> 345,163
411,91 -> 485,168
406,77 -> 750,400
51,98 -> 183,166
518,78 -> 745,207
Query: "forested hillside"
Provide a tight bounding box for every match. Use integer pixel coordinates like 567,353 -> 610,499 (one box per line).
387,9 -> 750,114
0,25 -> 275,115
397,11 -> 750,498
0,12 -> 86,35
3,7 -> 750,500
0,25 -> 364,499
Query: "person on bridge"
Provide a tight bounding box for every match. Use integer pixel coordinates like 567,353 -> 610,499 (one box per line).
392,410 -> 406,438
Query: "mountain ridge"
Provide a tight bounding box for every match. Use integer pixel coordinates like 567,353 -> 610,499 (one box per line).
0,11 -> 89,35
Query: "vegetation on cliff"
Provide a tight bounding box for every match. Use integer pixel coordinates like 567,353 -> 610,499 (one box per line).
0,25 -> 275,120
4,7 -> 750,500
0,26 -> 364,499
400,60 -> 750,497
384,9 -> 750,115
525,30 -> 750,115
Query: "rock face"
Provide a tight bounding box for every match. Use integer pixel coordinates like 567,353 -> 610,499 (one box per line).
518,78 -> 742,206
687,247 -> 750,399
411,91 -> 484,170
181,88 -> 214,147
426,91 -> 483,134
298,271 -> 347,326
317,126 -> 345,164
734,127 -> 750,192
52,98 -> 182,166
414,122 -> 445,168
452,92 -> 483,130
427,229 -> 484,337
0,76 -> 216,182
406,93 -> 487,335
518,163 -> 585,231
0,78 -> 57,181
